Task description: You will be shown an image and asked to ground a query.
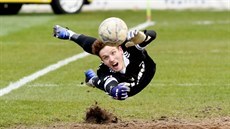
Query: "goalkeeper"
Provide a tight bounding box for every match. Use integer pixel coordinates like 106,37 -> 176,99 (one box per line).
53,23 -> 157,101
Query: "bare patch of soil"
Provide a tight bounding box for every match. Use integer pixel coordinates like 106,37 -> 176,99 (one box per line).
9,104 -> 230,129
49,118 -> 230,129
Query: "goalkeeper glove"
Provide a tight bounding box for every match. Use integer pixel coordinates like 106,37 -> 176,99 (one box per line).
125,30 -> 146,47
53,25 -> 75,40
110,83 -> 130,100
84,69 -> 97,87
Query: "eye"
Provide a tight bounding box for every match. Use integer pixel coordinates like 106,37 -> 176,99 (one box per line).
102,56 -> 109,61
111,50 -> 116,55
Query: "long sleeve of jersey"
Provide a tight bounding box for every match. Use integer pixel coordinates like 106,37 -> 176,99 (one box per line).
91,75 -> 119,94
70,34 -> 97,54
138,30 -> 157,48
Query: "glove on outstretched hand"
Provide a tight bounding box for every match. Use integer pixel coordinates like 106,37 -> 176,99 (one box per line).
85,69 -> 97,87
125,29 -> 146,47
53,25 -> 75,40
126,29 -> 139,41
110,83 -> 130,100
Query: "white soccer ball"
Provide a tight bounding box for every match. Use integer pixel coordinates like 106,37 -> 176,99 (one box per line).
98,17 -> 128,45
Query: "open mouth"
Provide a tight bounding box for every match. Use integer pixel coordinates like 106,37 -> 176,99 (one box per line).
112,62 -> 119,68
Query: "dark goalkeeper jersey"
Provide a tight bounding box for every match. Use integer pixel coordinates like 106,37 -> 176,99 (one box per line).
71,30 -> 157,97
97,43 -> 156,97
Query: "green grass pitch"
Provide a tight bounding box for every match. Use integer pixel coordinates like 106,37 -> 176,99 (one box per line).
0,10 -> 229,128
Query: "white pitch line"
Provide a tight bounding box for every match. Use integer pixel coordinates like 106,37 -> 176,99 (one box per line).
129,21 -> 155,31
0,21 -> 155,97
0,52 -> 89,97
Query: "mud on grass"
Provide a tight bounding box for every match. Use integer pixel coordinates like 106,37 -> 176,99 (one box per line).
84,103 -> 118,124
8,104 -> 230,129
61,118 -> 230,129
12,117 -> 230,129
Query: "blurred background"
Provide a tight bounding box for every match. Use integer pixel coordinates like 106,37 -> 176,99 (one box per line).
1,0 -> 229,15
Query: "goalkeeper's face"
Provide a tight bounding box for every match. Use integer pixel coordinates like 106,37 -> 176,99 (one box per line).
99,45 -> 124,72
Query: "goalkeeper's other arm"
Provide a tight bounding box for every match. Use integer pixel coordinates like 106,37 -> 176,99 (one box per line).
125,30 -> 157,47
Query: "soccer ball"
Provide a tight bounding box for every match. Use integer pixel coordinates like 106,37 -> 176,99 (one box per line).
98,17 -> 128,45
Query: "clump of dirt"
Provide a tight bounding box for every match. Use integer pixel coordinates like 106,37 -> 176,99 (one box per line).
85,103 -> 118,124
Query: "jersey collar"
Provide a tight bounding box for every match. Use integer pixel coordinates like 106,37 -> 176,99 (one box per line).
120,54 -> 130,74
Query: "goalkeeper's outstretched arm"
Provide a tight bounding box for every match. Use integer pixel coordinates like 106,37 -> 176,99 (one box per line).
53,25 -> 97,54
70,34 -> 97,54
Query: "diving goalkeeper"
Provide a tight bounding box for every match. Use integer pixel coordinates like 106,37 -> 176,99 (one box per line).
53,19 -> 157,101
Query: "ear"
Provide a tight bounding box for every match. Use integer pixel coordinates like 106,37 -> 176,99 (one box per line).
118,46 -> 123,54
